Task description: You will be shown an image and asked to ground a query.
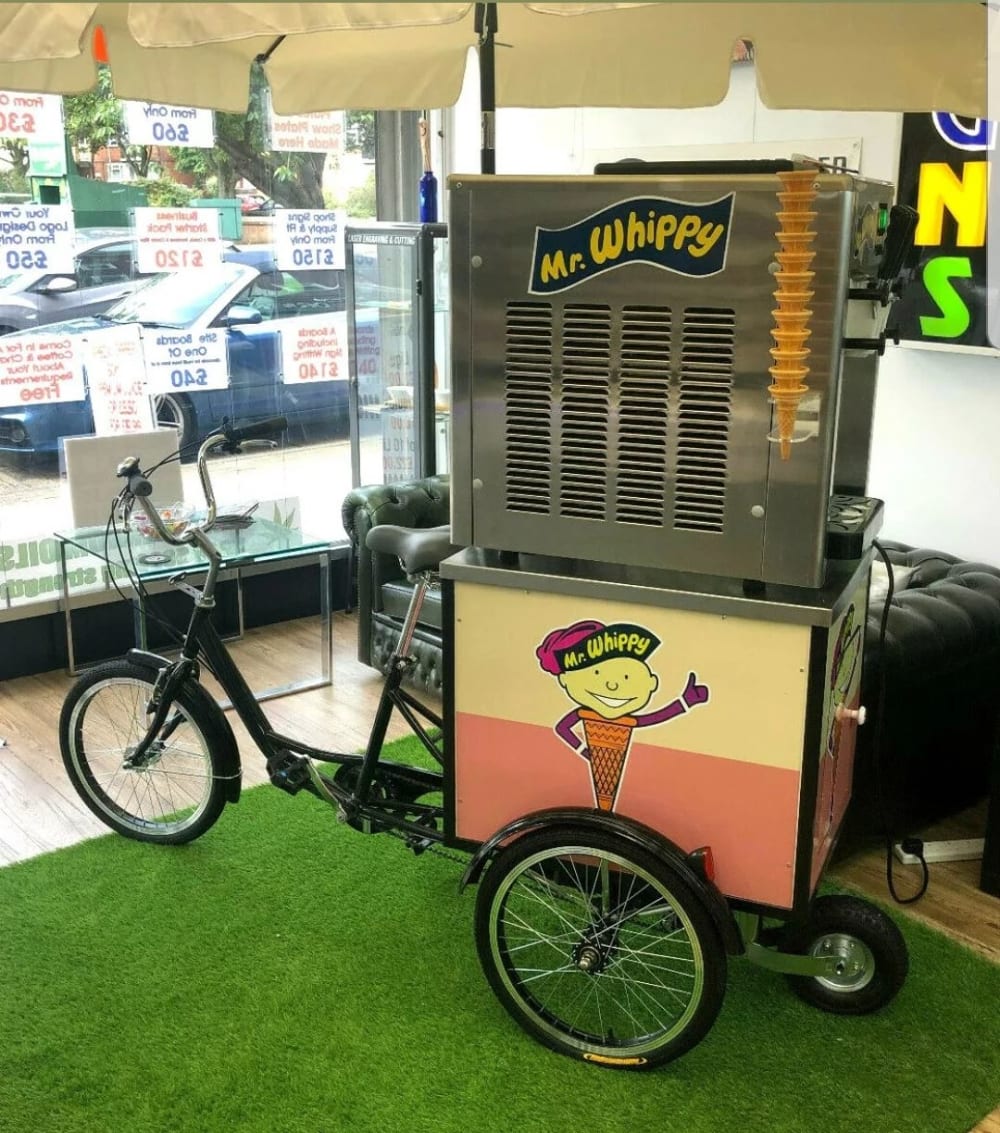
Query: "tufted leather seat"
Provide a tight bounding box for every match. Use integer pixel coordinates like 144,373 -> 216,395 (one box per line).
341,476 -> 451,695
841,541 -> 1000,850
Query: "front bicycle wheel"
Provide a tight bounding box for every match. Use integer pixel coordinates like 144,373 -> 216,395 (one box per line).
59,660 -> 229,844
475,826 -> 727,1069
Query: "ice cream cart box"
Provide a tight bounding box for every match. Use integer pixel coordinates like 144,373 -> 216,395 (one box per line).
442,552 -> 870,916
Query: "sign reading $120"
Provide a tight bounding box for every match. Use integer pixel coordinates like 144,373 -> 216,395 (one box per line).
528,194 -> 734,295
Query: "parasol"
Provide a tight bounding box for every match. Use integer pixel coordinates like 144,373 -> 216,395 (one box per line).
0,3 -> 987,121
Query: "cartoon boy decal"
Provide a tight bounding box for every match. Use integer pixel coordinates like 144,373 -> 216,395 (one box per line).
536,620 -> 710,812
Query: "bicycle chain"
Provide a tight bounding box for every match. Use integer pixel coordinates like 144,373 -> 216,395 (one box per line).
385,825 -> 471,867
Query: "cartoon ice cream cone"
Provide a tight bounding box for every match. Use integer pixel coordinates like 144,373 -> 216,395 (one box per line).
578,709 -> 637,810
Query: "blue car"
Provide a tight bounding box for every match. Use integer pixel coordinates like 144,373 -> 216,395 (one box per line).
0,253 -> 351,457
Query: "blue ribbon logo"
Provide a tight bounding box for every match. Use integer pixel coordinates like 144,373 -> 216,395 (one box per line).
529,194 -> 734,295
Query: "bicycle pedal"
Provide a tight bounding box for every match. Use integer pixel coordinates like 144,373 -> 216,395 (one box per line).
267,751 -> 312,795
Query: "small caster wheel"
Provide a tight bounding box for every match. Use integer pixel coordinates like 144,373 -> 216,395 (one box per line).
781,894 -> 908,1015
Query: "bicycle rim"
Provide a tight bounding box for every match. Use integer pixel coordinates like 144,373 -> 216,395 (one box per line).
488,845 -> 708,1059
67,677 -> 216,837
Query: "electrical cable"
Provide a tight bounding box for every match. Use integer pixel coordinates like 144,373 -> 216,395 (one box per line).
871,538 -> 930,904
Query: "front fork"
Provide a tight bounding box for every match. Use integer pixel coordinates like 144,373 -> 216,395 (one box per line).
126,575 -> 215,767
126,655 -> 198,766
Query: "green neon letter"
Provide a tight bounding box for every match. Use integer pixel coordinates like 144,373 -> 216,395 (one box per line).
919,256 -> 973,338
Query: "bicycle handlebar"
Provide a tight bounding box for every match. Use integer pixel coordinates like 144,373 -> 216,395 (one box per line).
127,470 -> 153,498
116,415 -> 288,548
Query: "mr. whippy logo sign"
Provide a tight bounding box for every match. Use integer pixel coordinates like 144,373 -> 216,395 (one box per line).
528,194 -> 734,295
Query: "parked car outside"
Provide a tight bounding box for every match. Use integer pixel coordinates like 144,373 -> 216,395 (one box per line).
0,228 -> 156,335
0,252 -> 355,457
239,193 -> 274,216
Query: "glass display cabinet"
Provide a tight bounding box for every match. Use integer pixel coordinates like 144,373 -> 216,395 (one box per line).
345,222 -> 449,487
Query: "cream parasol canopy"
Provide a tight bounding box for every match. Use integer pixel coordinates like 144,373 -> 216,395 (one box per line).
0,2 -> 988,119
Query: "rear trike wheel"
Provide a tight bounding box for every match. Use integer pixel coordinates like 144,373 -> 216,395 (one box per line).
474,825 -> 727,1069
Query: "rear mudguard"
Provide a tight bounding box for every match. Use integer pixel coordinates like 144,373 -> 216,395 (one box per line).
127,649 -> 243,803
460,806 -> 743,957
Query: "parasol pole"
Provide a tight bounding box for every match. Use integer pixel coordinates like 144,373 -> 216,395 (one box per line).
475,3 -> 497,174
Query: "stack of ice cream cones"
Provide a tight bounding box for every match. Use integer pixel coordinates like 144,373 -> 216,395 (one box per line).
769,169 -> 819,460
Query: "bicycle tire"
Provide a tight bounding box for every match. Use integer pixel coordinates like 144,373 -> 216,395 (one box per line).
474,825 -> 727,1070
59,659 -> 229,844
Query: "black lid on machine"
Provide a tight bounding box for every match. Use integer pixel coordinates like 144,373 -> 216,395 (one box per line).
826,496 -> 885,561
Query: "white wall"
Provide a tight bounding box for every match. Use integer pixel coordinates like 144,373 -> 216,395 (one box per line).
870,345 -> 1000,563
441,57 -> 1000,566
446,59 -> 900,180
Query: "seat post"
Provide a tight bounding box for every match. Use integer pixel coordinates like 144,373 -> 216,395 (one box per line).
393,570 -> 432,662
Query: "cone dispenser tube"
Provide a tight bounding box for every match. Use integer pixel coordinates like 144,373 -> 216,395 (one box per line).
769,170 -> 819,460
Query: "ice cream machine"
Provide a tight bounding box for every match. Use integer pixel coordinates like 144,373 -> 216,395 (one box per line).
441,165 -> 915,914
447,167 -> 913,589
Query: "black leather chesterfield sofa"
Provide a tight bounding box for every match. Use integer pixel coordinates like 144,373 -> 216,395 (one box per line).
341,476 -> 451,695
342,478 -> 1000,843
842,541 -> 1000,848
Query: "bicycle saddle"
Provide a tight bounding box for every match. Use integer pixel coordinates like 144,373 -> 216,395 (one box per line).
364,524 -> 461,574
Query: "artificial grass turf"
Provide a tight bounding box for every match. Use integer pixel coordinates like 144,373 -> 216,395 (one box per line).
2,734 -> 998,1133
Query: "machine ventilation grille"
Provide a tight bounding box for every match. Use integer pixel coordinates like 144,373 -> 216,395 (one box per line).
504,301 -> 554,514
560,304 -> 612,519
616,306 -> 671,526
673,307 -> 735,533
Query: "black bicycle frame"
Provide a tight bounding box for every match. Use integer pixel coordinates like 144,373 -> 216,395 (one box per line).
153,576 -> 448,846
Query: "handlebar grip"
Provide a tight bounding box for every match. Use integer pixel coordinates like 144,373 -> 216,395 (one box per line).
128,472 -> 153,498
225,416 -> 288,445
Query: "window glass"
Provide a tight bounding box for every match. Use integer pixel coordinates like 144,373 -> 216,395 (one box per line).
112,264 -> 245,327
230,268 -> 345,322
74,242 -> 135,288
0,75 -> 378,614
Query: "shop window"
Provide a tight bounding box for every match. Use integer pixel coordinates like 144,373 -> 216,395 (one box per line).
0,79 -> 380,612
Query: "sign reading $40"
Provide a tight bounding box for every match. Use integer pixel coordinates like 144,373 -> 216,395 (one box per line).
528,194 -> 734,295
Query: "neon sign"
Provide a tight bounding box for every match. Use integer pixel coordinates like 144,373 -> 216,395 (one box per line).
896,113 -> 991,347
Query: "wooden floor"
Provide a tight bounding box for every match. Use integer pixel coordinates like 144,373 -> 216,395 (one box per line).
1,611 -> 997,1130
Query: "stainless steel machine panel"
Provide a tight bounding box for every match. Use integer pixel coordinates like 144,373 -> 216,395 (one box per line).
450,174 -> 890,588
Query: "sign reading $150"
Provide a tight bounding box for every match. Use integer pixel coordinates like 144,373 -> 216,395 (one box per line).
528,194 -> 734,295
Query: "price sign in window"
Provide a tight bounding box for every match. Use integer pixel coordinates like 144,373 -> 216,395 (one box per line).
122,101 -> 215,149
0,204 -> 75,275
0,91 -> 63,140
0,332 -> 85,404
143,328 -> 230,394
273,209 -> 346,272
280,311 -> 349,385
83,325 -> 155,437
132,207 -> 222,274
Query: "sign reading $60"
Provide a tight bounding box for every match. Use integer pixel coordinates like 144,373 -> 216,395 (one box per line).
528,194 -> 734,295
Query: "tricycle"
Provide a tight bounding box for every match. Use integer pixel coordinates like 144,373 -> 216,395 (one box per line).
60,417 -> 908,1070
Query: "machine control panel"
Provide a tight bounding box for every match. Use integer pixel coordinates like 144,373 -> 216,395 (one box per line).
849,180 -> 895,282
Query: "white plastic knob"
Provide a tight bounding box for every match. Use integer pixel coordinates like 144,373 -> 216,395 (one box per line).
836,704 -> 866,725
